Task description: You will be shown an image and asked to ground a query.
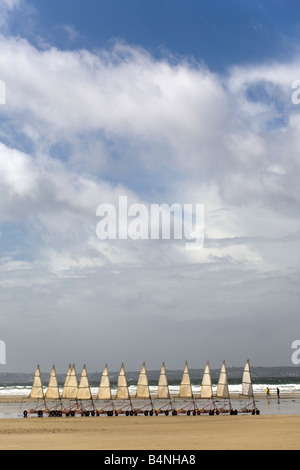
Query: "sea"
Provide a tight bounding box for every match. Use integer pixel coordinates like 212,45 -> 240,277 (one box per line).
0,366 -> 300,418
1,365 -> 300,397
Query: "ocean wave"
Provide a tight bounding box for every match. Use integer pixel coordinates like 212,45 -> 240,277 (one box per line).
1,382 -> 300,396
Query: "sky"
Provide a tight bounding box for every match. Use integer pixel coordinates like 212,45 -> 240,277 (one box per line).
0,0 -> 300,373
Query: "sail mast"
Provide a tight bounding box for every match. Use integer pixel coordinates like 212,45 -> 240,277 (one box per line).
216,360 -> 230,399
62,364 -> 71,399
77,364 -> 92,400
97,364 -> 112,400
116,363 -> 130,400
29,365 -> 44,399
200,361 -> 213,398
62,363 -> 78,399
45,364 -> 60,399
179,361 -> 193,398
136,362 -> 151,399
242,359 -> 254,397
157,362 -> 170,399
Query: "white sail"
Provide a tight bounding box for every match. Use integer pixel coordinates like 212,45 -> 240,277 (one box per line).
136,362 -> 151,399
116,363 -> 130,400
242,359 -> 253,397
200,361 -> 213,399
45,364 -> 60,399
179,361 -> 193,398
216,360 -> 230,399
29,365 -> 44,399
77,364 -> 92,400
61,364 -> 71,399
157,362 -> 170,399
97,364 -> 112,400
62,363 -> 78,399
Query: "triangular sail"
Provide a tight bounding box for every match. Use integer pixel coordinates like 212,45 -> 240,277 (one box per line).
116,363 -> 130,400
201,361 -> 213,399
61,364 -> 71,399
136,362 -> 151,399
62,363 -> 78,399
216,360 -> 230,399
97,364 -> 112,400
29,365 -> 44,399
179,361 -> 193,398
45,365 -> 60,399
242,359 -> 253,397
77,364 -> 92,400
157,362 -> 170,399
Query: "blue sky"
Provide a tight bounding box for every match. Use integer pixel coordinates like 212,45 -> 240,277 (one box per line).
0,0 -> 300,373
10,0 -> 300,69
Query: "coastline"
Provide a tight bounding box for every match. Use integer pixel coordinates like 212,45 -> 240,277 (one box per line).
0,390 -> 299,403
0,394 -> 299,449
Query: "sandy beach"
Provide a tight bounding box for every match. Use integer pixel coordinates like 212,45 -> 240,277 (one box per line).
0,412 -> 299,450
0,393 -> 299,450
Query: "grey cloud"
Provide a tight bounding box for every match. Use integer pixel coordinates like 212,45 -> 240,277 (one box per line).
0,37 -> 299,371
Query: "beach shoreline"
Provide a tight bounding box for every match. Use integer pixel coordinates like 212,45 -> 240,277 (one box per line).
0,413 -> 299,450
0,394 -> 299,449
0,391 -> 298,404
0,393 -> 298,449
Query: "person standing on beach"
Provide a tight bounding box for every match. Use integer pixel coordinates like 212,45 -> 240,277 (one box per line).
266,387 -> 270,398
277,388 -> 280,399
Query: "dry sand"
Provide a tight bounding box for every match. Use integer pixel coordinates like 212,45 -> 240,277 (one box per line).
0,414 -> 299,450
0,395 -> 299,450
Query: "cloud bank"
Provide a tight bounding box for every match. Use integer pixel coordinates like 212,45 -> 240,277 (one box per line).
0,29 -> 299,370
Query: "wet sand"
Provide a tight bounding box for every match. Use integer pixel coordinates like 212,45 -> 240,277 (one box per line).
0,395 -> 299,450
0,414 -> 299,450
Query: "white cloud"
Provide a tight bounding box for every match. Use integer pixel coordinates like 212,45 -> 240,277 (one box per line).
0,35 -> 300,369
1,37 -> 227,150
0,36 -> 299,275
